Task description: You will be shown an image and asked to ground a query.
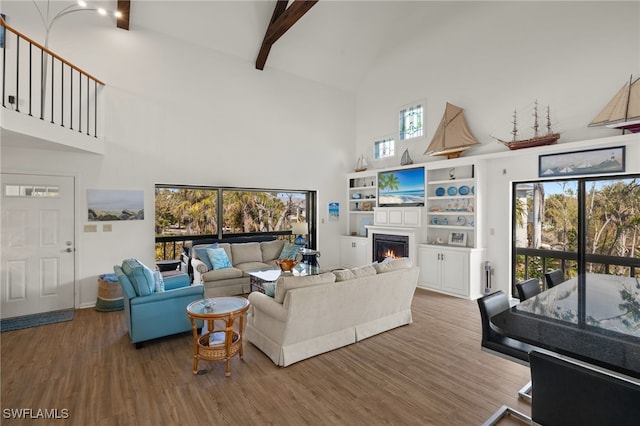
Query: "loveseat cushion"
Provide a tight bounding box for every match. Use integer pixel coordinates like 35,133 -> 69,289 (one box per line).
334,265 -> 377,282
261,240 -> 285,262
121,258 -> 155,296
231,243 -> 262,265
202,267 -> 244,281
373,257 -> 412,274
274,272 -> 336,304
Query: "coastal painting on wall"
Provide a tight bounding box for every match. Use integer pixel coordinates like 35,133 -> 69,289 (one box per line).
329,202 -> 339,221
88,189 -> 144,221
539,146 -> 625,178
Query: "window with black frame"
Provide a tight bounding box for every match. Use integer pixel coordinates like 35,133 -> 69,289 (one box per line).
155,185 -> 316,261
512,174 -> 640,296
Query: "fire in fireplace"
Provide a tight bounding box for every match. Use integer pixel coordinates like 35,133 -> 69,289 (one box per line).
372,233 -> 409,263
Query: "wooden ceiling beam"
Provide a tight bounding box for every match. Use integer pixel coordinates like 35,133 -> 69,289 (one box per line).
117,0 -> 130,30
256,0 -> 318,70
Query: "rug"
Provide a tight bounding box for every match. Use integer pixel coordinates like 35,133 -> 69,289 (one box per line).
0,309 -> 75,332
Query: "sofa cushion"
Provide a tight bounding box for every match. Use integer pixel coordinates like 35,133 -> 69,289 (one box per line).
121,258 -> 155,296
274,272 -> 336,304
231,242 -> 262,265
261,240 -> 285,262
193,243 -> 218,270
207,247 -> 232,269
334,265 -> 377,282
373,257 -> 412,274
279,242 -> 299,260
202,267 -> 244,281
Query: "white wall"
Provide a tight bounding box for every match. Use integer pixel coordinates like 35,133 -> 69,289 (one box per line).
354,1 -> 640,294
0,2 -> 356,307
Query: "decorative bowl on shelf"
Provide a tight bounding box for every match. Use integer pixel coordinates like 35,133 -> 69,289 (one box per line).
447,186 -> 457,196
458,185 -> 470,195
435,187 -> 445,196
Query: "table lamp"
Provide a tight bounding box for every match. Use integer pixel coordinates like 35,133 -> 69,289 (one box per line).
292,222 -> 309,247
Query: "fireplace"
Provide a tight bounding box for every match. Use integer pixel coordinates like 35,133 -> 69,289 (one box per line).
372,233 -> 409,263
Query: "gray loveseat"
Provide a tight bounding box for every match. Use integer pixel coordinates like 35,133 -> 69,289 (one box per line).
191,240 -> 290,297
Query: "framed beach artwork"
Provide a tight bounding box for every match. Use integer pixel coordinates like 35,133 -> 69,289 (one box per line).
538,146 -> 625,178
87,189 -> 144,221
329,202 -> 339,221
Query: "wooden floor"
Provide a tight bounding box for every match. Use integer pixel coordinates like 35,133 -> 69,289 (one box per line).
1,289 -> 531,425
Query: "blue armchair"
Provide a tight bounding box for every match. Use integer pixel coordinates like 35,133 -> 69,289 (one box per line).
114,259 -> 204,347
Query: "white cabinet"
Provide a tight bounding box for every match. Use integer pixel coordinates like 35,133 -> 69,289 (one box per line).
340,236 -> 368,268
374,207 -> 422,227
418,244 -> 485,299
347,171 -> 377,237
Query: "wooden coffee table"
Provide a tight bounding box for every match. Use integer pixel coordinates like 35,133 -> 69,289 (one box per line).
186,297 -> 250,377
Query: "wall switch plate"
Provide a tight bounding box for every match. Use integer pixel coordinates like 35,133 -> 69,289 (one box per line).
103,224 -> 112,232
84,224 -> 97,232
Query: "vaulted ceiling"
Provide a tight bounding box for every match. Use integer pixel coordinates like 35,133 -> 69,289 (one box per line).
124,0 -> 454,93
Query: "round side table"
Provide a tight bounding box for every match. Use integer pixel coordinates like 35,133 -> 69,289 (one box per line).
186,296 -> 250,377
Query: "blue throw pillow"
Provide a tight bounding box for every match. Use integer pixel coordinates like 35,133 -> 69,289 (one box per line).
153,270 -> 165,292
206,247 -> 232,269
194,243 -> 218,270
279,242 -> 299,260
262,281 -> 276,298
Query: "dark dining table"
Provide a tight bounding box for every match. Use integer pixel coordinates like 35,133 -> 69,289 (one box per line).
491,273 -> 640,381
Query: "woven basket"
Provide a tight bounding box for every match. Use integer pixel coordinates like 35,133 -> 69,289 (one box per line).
198,332 -> 241,360
95,277 -> 124,312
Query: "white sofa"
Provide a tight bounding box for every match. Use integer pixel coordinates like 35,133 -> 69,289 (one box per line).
245,258 -> 419,367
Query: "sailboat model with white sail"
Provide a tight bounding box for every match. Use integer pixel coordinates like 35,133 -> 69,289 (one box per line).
589,75 -> 640,133
424,102 -> 479,159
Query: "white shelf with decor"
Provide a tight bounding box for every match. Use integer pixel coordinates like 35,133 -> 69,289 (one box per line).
419,160 -> 486,299
346,170 -> 377,237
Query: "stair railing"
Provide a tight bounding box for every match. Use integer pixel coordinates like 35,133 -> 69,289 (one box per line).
1,16 -> 105,138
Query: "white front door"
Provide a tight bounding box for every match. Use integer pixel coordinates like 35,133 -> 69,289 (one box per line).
1,173 -> 75,319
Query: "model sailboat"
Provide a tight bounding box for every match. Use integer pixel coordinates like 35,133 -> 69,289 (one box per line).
354,154 -> 368,172
496,101 -> 560,150
424,102 -> 479,159
589,75 -> 640,133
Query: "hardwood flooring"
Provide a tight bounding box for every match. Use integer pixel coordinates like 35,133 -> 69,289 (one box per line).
1,289 -> 531,425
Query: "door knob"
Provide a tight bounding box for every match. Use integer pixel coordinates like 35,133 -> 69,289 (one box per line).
65,247 -> 73,253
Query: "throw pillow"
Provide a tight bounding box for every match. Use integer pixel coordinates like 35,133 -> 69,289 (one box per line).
262,281 -> 276,298
194,243 -> 218,270
121,258 -> 155,296
153,270 -> 165,292
207,247 -> 232,270
278,242 -> 299,260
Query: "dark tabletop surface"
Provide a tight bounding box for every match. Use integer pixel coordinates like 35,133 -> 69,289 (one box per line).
491,273 -> 640,380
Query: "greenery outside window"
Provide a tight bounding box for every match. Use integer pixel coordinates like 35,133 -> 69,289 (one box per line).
512,174 -> 639,295
155,185 -> 315,260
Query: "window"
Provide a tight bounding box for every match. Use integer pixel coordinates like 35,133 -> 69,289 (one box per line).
373,138 -> 395,160
4,184 -> 60,197
155,185 -> 316,260
399,102 -> 424,140
512,174 -> 640,295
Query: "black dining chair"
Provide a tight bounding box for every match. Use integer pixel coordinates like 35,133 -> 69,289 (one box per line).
477,290 -> 540,419
544,269 -> 564,289
528,351 -> 640,426
515,278 -> 541,302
